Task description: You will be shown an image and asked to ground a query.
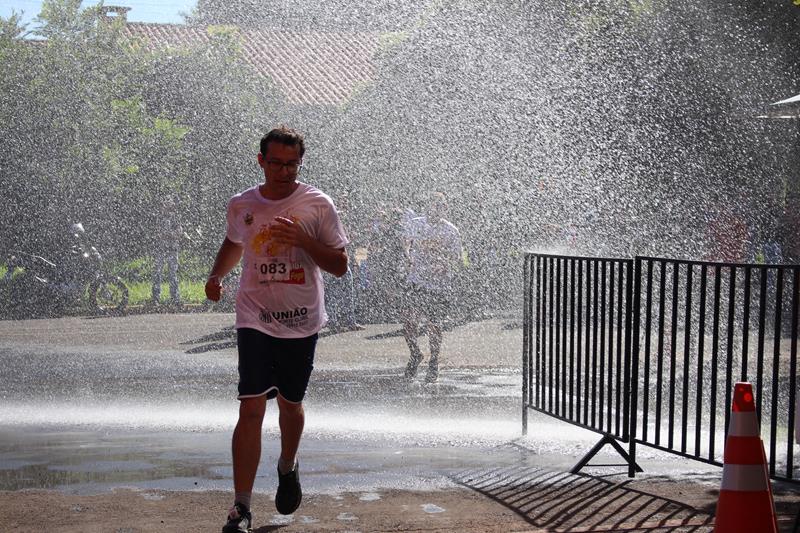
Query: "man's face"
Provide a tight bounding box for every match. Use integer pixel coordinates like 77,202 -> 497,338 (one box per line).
258,142 -> 303,193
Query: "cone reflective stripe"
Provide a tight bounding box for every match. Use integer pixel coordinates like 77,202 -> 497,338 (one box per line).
727,412 -> 759,438
720,464 -> 768,491
714,382 -> 778,533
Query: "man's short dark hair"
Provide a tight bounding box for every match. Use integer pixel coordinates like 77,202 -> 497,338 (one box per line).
260,126 -> 305,158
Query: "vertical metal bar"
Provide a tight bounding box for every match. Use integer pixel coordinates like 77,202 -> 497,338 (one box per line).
643,259 -> 654,442
681,263 -> 693,454
548,257 -> 555,411
555,258 -> 562,416
592,260 -> 600,429
522,254 -> 532,435
541,256 -> 549,408
725,266 -> 737,438
710,265 -> 721,461
615,260 -> 624,436
742,267 -> 752,382
755,266 -> 767,426
668,262 -> 679,450
584,259 -> 592,425
599,260 -> 608,432
625,259 -> 636,475
695,264 -> 708,457
607,262 -> 615,434
788,268 -> 799,480
562,257 -> 569,417
768,267 -> 783,478
576,259 -> 584,422
569,258 -> 576,421
655,260 -> 666,445
535,255 -> 542,408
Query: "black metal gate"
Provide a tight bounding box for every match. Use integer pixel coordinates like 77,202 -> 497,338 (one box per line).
523,253 -> 800,482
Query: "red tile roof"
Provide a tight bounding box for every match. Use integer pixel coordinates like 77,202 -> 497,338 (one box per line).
121,23 -> 380,106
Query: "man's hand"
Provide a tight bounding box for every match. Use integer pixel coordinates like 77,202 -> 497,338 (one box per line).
270,216 -> 347,276
270,216 -> 310,249
205,275 -> 222,302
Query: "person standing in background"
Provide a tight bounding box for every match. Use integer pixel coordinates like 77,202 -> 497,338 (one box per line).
402,192 -> 463,383
152,196 -> 182,307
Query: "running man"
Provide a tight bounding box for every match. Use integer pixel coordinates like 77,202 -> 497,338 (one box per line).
205,127 -> 349,533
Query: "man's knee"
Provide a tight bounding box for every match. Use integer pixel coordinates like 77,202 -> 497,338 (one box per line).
239,396 -> 267,422
277,395 -> 304,416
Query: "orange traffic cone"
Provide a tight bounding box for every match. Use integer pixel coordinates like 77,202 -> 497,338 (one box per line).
714,382 -> 778,533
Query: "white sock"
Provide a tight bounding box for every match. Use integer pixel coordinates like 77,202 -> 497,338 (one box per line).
278,457 -> 296,475
234,492 -> 251,510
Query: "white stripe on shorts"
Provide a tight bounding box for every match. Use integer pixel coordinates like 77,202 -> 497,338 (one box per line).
238,386 -> 278,400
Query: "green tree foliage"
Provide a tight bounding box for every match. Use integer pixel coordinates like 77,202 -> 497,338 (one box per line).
132,24 -> 280,260
0,0 -> 144,255
0,0 -> 281,264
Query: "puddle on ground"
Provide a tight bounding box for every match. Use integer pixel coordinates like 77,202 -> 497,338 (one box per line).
422,503 -> 446,513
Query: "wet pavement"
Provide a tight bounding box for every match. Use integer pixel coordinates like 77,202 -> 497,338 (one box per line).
0,314 -> 530,493
1,313 -> 799,531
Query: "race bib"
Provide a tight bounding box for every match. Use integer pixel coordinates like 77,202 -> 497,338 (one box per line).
256,256 -> 290,282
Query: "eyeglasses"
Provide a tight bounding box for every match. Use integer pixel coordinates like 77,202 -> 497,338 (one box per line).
265,160 -> 302,174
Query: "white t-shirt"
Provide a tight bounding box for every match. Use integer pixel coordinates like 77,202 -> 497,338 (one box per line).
226,182 -> 348,338
405,217 -> 462,291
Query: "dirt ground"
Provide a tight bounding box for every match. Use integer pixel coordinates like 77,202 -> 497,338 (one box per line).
3,473 -> 799,532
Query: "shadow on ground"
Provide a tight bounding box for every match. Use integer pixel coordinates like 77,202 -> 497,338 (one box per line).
181,324 -> 426,353
451,465 -> 716,532
181,325 -> 237,353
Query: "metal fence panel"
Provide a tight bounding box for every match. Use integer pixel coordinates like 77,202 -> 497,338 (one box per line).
524,253 -> 800,482
631,257 -> 800,482
524,254 -> 633,441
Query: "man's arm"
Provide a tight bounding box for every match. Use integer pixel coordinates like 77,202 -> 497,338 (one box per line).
271,216 -> 348,277
205,237 -> 244,301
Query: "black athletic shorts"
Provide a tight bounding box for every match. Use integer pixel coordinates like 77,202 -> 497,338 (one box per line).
236,328 -> 318,403
402,285 -> 453,323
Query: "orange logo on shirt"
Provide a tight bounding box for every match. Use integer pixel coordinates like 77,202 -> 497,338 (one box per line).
250,215 -> 299,256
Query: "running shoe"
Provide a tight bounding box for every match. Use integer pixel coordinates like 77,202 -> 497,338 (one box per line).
275,463 -> 302,515
222,502 -> 251,533
404,355 -> 422,379
424,365 -> 439,383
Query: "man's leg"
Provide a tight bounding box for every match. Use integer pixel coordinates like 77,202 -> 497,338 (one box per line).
403,318 -> 424,378
275,394 -> 304,515
167,250 -> 180,304
425,320 -> 443,383
223,396 -> 264,532
276,394 -> 304,470
151,254 -> 164,303
232,396 -> 267,497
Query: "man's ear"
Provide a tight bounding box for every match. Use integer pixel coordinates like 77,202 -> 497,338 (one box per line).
257,152 -> 265,167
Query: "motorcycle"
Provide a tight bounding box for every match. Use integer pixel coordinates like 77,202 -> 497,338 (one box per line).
2,224 -> 129,319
